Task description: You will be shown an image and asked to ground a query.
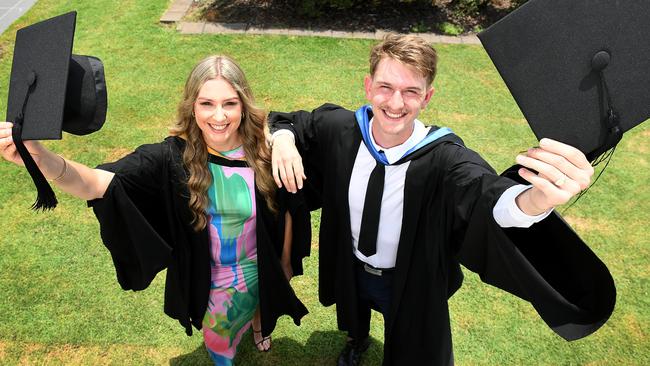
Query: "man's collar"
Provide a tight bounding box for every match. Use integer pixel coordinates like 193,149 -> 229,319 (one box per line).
369,118 -> 429,164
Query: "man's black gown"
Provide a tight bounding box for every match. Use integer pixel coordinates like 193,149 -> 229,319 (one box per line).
269,104 -> 616,365
87,136 -> 311,337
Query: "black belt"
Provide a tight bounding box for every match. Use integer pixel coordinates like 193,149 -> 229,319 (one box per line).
355,256 -> 395,276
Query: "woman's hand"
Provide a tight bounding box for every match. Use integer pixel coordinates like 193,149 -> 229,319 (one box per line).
271,134 -> 306,193
515,138 -> 594,215
0,122 -> 45,166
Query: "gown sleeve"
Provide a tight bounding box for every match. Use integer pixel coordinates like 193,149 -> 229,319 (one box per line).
445,147 -> 615,341
269,103 -> 351,211
88,142 -> 174,291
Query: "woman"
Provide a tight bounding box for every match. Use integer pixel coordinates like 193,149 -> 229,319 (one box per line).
0,55 -> 310,365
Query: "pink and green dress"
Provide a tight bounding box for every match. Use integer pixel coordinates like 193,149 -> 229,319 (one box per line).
89,136 -> 309,366
201,146 -> 258,365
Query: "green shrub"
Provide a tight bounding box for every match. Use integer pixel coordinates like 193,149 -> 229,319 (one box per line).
438,21 -> 463,35
291,0 -> 527,20
410,21 -> 431,33
202,0 -> 529,31
292,0 -> 378,17
432,0 -> 527,16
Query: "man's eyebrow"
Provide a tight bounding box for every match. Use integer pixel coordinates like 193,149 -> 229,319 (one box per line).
375,80 -> 423,92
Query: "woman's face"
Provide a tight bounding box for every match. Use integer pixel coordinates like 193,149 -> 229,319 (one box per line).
194,78 -> 243,152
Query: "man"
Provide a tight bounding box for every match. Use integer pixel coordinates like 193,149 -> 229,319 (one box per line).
269,34 -> 614,365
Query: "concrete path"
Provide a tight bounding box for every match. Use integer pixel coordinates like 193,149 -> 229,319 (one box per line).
0,0 -> 37,35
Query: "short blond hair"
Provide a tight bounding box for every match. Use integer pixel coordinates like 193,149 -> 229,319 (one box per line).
369,33 -> 438,86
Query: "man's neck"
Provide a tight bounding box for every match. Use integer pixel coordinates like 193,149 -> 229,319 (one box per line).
372,123 -> 415,149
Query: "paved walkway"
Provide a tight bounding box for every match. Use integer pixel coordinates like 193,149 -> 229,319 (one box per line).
0,0 -> 36,35
161,0 -> 480,45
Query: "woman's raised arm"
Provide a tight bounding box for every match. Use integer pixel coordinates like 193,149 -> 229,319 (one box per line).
0,121 -> 114,201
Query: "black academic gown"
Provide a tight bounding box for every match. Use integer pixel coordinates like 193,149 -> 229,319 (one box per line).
88,136 -> 310,337
269,104 -> 616,365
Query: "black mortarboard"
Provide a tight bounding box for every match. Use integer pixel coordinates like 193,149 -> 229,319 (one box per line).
6,11 -> 107,210
478,0 -> 649,162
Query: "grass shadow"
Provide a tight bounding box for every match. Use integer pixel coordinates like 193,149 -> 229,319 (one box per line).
169,329 -> 384,365
169,343 -> 211,366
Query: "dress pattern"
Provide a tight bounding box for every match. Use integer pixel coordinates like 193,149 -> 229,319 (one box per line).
201,146 -> 258,366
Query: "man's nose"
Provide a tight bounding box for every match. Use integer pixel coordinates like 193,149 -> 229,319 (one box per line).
388,90 -> 405,110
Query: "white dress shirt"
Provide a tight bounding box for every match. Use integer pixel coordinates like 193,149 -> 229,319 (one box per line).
272,122 -> 552,269
348,119 -> 551,269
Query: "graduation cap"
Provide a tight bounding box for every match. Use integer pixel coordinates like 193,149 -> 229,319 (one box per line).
478,0 -> 649,163
6,11 -> 107,210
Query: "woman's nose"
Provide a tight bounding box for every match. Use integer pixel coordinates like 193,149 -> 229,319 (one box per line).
213,107 -> 227,122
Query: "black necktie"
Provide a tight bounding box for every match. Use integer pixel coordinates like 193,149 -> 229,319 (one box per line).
358,152 -> 386,257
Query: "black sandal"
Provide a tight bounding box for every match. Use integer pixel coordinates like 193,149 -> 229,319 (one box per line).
252,328 -> 272,352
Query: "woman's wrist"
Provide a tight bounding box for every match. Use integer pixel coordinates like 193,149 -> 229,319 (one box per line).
37,149 -> 67,181
49,155 -> 67,182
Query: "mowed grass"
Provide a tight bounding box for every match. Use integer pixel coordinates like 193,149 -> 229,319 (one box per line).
0,0 -> 648,365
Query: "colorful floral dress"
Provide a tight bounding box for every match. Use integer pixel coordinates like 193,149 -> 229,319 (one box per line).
201,146 -> 258,365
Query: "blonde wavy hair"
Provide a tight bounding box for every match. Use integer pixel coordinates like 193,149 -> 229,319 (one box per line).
170,55 -> 276,231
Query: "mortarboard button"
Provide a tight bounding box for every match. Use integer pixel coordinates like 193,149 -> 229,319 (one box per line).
591,51 -> 610,72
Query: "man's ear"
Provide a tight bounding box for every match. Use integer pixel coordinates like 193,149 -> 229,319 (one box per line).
421,86 -> 435,109
364,75 -> 373,101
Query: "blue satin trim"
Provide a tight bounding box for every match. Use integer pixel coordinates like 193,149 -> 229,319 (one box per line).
355,104 -> 453,165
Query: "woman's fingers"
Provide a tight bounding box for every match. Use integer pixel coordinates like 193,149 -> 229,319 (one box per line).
270,134 -> 305,193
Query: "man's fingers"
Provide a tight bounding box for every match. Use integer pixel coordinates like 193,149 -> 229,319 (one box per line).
518,167 -> 573,205
516,154 -> 564,185
539,138 -> 593,171
525,148 -> 590,188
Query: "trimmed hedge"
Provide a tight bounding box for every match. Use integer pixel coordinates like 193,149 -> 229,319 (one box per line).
292,0 -> 528,18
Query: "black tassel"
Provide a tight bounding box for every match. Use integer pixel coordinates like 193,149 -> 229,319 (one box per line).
12,119 -> 58,210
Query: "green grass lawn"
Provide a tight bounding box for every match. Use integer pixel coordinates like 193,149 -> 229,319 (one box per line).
0,0 -> 648,365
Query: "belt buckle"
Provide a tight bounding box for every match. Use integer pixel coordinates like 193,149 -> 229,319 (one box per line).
364,263 -> 382,276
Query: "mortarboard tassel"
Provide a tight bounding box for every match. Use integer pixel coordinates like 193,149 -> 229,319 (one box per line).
11,72 -> 58,210
563,53 -> 622,213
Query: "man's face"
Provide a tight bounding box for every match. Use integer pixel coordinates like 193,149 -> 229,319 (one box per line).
364,57 -> 434,148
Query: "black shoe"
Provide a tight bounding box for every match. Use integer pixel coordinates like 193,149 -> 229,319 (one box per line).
337,338 -> 370,366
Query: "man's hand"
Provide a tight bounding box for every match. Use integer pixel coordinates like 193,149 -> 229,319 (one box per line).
515,138 -> 594,215
271,134 -> 306,193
